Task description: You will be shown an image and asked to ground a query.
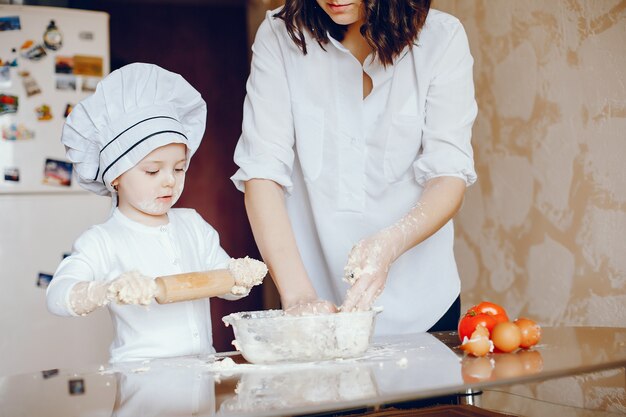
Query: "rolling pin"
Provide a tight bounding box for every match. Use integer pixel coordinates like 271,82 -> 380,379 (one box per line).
154,270 -> 235,304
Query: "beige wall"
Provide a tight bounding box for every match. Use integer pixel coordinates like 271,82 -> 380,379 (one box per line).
433,0 -> 626,326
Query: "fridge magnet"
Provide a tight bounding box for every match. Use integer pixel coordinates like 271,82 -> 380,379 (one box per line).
64,103 -> 74,118
41,369 -> 59,379
3,167 -> 19,182
0,66 -> 11,88
18,70 -> 42,97
56,75 -> 76,91
43,20 -> 63,51
20,40 -> 47,61
81,76 -> 100,93
36,272 -> 53,288
0,16 -> 21,32
35,104 -> 53,121
73,55 -> 103,77
68,379 -> 85,395
43,158 -> 72,186
54,56 -> 74,74
78,31 -> 94,41
0,55 -> 18,67
0,94 -> 18,115
2,123 -> 34,141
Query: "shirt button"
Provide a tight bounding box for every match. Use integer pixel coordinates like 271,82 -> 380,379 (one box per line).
160,226 -> 167,232
172,259 -> 179,265
192,332 -> 199,338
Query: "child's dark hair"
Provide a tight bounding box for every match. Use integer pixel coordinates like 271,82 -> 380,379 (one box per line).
274,0 -> 431,66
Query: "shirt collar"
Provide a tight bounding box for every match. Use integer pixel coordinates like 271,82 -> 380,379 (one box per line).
327,32 -> 411,67
112,208 -> 171,234
326,33 -> 410,84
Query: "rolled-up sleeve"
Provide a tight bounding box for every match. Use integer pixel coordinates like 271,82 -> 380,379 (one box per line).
231,13 -> 296,194
413,20 -> 478,187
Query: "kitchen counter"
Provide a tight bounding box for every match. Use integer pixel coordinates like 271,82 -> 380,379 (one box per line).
1,326 -> 625,416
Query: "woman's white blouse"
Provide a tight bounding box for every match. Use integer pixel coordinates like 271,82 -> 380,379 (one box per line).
232,8 -> 477,335
46,208 -> 231,363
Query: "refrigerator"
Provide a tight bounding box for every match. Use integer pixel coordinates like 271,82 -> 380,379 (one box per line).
0,5 -> 112,376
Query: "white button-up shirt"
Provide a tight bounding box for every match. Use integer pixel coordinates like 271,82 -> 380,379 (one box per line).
47,208 -> 231,363
232,8 -> 477,335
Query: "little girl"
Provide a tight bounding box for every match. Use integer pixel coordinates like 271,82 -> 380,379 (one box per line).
47,63 -> 266,363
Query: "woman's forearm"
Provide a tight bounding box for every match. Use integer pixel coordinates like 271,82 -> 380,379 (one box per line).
342,176 -> 467,311
345,176 -> 467,281
244,179 -> 318,308
389,176 -> 467,260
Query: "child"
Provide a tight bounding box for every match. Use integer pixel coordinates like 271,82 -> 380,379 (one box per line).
46,63 -> 266,363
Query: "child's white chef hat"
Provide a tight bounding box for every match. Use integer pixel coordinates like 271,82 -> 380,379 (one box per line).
61,63 -> 206,196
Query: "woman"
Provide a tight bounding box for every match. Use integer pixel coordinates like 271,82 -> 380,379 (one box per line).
231,0 -> 477,335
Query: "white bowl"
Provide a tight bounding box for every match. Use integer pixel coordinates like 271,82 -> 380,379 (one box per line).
222,309 -> 379,364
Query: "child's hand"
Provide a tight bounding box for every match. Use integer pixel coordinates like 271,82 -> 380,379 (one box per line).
228,257 -> 268,296
108,271 -> 157,305
69,281 -> 112,316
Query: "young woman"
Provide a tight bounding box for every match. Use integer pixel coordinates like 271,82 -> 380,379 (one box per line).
232,0 -> 477,335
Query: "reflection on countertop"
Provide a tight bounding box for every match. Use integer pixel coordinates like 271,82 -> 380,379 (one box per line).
462,349 -> 544,383
481,367 -> 626,416
1,327 -> 625,417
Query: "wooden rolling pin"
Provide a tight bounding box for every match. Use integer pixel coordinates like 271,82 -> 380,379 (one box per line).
154,270 -> 235,304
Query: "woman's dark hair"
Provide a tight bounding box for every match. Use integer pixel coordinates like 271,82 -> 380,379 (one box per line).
274,0 -> 431,66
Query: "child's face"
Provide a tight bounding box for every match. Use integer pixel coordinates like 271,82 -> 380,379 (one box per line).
113,143 -> 187,225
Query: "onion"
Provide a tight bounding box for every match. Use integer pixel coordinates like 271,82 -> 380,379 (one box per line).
460,325 -> 493,357
491,322 -> 521,353
514,317 -> 541,348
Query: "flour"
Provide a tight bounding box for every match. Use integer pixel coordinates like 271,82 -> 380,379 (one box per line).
343,240 -> 383,285
228,257 -> 268,295
211,356 -> 236,369
396,357 -> 408,368
108,271 -> 157,305
136,180 -> 183,215
222,309 -> 378,364
69,280 -> 112,316
284,299 -> 337,316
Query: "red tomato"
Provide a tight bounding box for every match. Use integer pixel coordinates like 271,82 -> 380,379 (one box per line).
458,301 -> 510,341
458,311 -> 497,341
468,301 -> 509,325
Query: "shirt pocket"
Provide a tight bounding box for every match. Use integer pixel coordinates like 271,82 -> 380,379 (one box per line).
384,114 -> 423,182
292,102 -> 325,181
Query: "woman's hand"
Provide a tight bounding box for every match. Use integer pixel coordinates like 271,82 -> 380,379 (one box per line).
341,230 -> 398,312
285,299 -> 338,316
341,177 -> 467,312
